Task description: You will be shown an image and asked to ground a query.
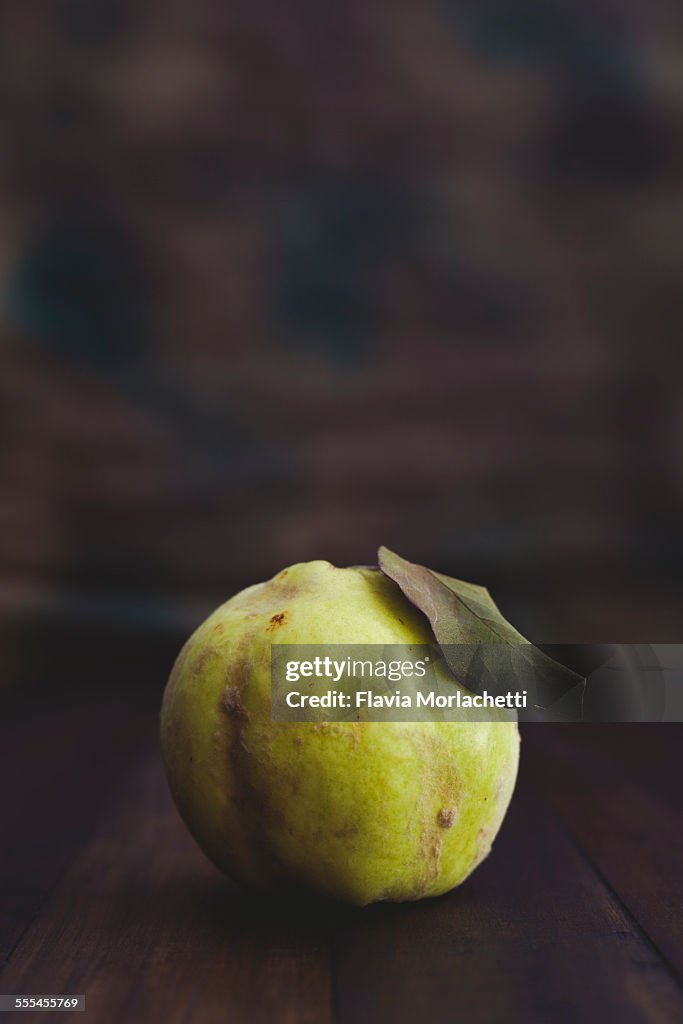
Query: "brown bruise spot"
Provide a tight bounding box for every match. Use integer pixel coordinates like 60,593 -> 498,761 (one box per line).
377,764 -> 460,902
421,832 -> 445,897
472,824 -> 495,868
416,818 -> 446,897
192,645 -> 216,679
266,611 -> 288,631
313,723 -> 349,737
401,732 -> 466,899
213,650 -> 286,886
221,685 -> 247,717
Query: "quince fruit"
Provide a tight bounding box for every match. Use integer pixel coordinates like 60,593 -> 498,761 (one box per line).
160,559 -> 519,905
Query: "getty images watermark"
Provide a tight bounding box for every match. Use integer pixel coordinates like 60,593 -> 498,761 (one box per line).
271,644 -> 683,723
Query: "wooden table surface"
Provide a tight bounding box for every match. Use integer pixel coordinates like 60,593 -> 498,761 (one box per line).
1,686 -> 682,1024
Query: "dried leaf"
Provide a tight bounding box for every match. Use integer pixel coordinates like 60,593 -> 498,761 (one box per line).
378,546 -> 585,717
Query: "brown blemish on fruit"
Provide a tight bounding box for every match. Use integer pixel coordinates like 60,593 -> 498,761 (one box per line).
221,685 -> 247,717
437,807 -> 457,829
266,611 -> 287,631
346,724 -> 363,748
312,722 -> 347,739
423,833 -> 444,891
403,732 -> 466,896
417,818 -> 446,894
472,824 -> 495,868
216,649 -> 287,881
192,646 -> 215,678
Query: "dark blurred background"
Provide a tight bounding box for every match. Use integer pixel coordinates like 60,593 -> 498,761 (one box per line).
1,0 -> 682,688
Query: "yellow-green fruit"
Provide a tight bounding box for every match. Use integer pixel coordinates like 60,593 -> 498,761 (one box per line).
160,561 -> 520,906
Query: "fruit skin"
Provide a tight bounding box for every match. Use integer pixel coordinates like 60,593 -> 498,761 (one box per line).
160,561 -> 520,906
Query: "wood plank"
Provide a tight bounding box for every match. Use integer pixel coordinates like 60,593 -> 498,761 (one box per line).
0,736 -> 333,1024
332,755 -> 683,1024
524,725 -> 683,981
0,691 -> 152,969
3,702 -> 681,1024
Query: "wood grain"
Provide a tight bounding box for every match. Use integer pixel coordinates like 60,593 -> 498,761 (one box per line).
525,725 -> 683,982
332,758 -> 683,1024
1,696 -> 682,1024
0,705 -> 332,1024
0,692 -> 151,971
